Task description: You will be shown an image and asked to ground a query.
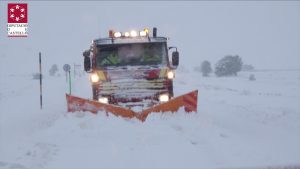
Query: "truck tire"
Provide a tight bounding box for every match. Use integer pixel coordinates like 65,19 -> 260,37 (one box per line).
168,80 -> 174,98
92,85 -> 98,100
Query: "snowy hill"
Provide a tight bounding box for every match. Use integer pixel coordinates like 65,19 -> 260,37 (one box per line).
0,70 -> 300,169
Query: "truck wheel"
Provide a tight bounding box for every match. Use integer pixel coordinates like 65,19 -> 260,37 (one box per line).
169,80 -> 174,98
92,85 -> 98,100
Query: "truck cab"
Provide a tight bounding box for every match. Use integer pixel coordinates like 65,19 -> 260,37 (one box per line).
83,28 -> 179,109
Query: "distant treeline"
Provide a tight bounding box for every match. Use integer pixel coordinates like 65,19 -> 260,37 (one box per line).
252,69 -> 300,72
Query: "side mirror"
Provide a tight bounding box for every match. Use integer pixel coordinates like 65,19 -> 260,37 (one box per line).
83,50 -> 90,57
84,56 -> 91,72
83,50 -> 91,72
172,51 -> 179,67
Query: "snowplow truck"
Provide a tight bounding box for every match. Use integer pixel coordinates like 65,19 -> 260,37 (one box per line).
66,28 -> 198,121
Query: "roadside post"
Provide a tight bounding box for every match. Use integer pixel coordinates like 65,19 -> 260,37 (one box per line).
39,52 -> 42,109
63,64 -> 71,94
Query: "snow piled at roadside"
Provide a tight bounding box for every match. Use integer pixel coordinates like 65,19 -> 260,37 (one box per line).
0,70 -> 300,169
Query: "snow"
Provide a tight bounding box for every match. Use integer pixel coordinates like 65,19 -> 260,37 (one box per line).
0,69 -> 300,169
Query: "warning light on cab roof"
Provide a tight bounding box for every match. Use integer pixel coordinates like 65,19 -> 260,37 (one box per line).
108,28 -> 150,38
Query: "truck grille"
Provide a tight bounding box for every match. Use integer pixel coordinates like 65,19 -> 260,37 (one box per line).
99,78 -> 168,99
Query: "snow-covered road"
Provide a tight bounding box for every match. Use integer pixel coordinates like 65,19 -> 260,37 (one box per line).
1,70 -> 300,169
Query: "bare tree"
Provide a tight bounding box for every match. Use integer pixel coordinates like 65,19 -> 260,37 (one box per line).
215,55 -> 243,77
49,64 -> 59,76
201,60 -> 212,77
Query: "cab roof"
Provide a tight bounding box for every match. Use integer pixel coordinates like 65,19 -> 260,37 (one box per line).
94,37 -> 168,45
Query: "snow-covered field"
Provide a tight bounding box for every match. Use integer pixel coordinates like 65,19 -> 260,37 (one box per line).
0,69 -> 300,169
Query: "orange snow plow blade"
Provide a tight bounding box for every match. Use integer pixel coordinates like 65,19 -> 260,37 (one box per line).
66,90 -> 198,122
137,90 -> 198,121
66,94 -> 136,119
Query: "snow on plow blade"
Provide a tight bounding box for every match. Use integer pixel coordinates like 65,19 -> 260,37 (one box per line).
66,90 -> 198,122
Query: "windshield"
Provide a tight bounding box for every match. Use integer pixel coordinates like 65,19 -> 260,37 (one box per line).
96,42 -> 167,67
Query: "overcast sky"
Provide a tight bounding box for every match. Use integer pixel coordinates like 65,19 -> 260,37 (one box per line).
0,1 -> 299,74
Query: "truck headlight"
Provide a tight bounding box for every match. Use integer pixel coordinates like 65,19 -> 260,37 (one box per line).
98,97 -> 108,104
167,71 -> 175,79
90,73 -> 99,83
159,94 -> 169,102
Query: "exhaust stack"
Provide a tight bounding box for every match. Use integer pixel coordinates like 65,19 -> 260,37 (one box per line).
153,27 -> 157,37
